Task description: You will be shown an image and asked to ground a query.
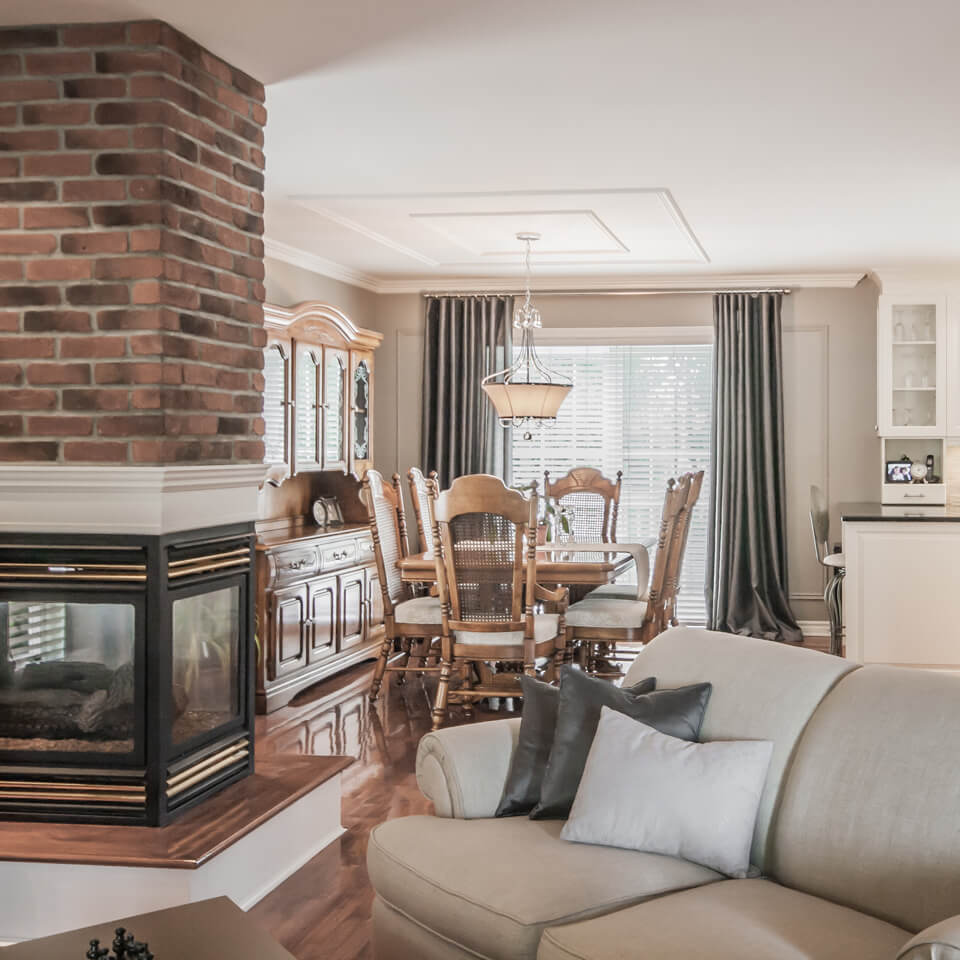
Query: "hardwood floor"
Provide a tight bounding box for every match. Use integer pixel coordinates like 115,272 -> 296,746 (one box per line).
249,635 -> 834,959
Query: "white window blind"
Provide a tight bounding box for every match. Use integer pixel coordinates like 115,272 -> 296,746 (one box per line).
511,342 -> 713,624
262,344 -> 287,464
5,601 -> 67,665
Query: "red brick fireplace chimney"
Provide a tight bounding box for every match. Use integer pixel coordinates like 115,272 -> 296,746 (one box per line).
0,21 -> 270,827
0,20 -> 266,466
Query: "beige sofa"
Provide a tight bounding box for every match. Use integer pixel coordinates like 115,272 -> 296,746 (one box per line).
367,627 -> 960,959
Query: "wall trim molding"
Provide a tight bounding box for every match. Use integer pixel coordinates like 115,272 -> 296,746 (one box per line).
797,619 -> 830,639
262,237 -> 866,296
0,464 -> 266,535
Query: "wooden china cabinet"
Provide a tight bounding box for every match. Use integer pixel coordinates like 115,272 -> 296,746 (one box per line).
255,301 -> 384,712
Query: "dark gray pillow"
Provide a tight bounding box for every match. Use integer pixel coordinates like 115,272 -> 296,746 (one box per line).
495,672 -> 656,818
530,666 -> 712,820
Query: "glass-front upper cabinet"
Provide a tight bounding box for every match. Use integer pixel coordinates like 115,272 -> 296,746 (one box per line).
294,344 -> 322,472
878,294 -> 946,437
324,348 -> 348,470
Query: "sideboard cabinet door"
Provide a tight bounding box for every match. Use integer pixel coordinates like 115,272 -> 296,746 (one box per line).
306,575 -> 337,663
339,572 -> 365,651
270,585 -> 308,680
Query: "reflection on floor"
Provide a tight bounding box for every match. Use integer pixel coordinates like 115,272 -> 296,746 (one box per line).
249,634 -> 833,959
250,660 -> 516,960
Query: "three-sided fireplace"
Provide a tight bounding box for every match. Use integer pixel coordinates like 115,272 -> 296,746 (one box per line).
0,525 -> 256,825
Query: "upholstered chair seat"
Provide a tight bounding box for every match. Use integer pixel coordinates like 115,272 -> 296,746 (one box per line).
394,596 -> 443,624
589,582 -> 649,601
454,613 -> 560,646
566,598 -> 648,629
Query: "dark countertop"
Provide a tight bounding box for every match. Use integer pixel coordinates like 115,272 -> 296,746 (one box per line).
840,501 -> 960,521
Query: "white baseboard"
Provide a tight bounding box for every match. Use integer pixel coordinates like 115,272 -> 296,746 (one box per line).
797,619 -> 830,638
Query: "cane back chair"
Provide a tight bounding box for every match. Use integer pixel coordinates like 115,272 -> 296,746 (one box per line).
429,474 -> 567,729
408,466 -> 440,552
543,467 -> 623,542
566,473 -> 692,675
362,469 -> 443,702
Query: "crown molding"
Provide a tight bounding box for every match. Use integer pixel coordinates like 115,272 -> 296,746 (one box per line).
264,238 -> 380,293
262,237 -> 866,295
374,272 -> 867,294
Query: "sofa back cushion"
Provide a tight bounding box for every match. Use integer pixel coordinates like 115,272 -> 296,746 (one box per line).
623,627 -> 856,871
769,665 -> 960,932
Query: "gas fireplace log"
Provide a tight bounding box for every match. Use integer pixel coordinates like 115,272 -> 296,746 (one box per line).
18,661 -> 113,694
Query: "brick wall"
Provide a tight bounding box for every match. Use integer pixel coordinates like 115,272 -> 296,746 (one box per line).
0,21 -> 267,465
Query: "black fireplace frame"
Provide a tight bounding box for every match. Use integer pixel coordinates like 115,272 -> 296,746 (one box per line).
0,522 -> 256,826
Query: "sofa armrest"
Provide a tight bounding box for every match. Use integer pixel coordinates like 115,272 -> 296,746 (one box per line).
898,915 -> 960,959
415,717 -> 521,818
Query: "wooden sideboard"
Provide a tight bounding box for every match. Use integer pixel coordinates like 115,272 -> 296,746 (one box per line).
255,302 -> 385,713
255,520 -> 384,713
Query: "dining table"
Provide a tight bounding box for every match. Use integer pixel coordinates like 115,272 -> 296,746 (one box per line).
398,541 -> 651,588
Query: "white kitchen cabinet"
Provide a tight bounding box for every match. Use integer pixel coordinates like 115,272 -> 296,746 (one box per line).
877,292 -> 946,437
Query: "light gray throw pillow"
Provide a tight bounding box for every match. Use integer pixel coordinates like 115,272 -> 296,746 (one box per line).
561,707 -> 773,877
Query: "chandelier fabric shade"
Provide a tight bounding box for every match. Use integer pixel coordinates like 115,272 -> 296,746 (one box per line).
481,380 -> 572,420
481,232 -> 573,426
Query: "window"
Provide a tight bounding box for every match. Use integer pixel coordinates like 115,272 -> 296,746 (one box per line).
511,339 -> 713,623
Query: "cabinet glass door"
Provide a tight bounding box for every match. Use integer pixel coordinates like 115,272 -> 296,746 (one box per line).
324,349 -> 348,469
262,342 -> 289,468
352,359 -> 370,463
880,296 -> 945,436
294,345 -> 322,472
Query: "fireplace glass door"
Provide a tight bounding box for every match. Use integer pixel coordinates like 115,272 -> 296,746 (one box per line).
0,600 -> 137,755
171,584 -> 241,749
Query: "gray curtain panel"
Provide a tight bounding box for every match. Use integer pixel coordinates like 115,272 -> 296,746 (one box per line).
706,292 -> 802,643
421,295 -> 513,488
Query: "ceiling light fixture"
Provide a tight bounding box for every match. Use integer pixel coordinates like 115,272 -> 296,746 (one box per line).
482,232 -> 572,427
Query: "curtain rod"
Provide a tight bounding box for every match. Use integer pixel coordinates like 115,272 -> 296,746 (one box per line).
422,288 -> 792,298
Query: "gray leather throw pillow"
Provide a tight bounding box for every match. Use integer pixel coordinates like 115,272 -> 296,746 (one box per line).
495,671 -> 656,818
530,666 -> 712,820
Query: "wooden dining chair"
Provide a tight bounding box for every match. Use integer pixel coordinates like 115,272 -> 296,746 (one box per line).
664,469 -> 705,628
543,467 -> 623,542
408,466 -> 440,552
362,469 -> 443,702
429,474 -> 568,729
565,474 -> 691,676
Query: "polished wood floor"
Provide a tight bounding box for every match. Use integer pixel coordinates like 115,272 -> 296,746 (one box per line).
249,634 -> 834,959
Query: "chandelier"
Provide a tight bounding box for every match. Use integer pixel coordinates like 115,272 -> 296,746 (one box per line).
482,232 -> 573,426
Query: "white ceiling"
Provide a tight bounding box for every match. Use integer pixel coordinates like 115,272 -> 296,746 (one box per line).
8,0 -> 960,291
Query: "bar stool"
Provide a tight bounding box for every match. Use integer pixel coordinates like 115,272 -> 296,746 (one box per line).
809,485 -> 845,656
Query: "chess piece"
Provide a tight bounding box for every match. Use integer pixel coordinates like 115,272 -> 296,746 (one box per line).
112,928 -> 127,957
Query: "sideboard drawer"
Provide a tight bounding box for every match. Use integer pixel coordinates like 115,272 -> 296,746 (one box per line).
321,540 -> 356,571
274,548 -> 319,585
357,536 -> 375,563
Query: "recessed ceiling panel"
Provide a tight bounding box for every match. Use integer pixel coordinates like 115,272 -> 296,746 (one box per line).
410,210 -> 626,256
291,189 -> 709,268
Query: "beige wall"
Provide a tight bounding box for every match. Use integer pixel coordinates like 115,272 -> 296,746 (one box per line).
263,256 -> 881,626
263,256 -> 378,329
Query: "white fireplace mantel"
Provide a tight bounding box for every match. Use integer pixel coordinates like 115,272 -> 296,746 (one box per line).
0,464 -> 267,535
